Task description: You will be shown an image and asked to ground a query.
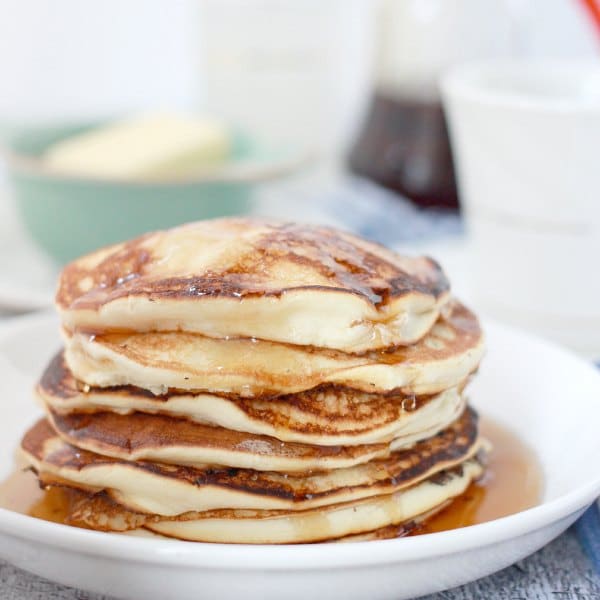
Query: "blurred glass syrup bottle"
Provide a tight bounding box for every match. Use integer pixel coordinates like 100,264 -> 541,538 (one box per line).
348,0 -> 515,210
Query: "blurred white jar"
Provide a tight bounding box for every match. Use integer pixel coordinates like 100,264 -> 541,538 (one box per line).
377,0 -> 515,101
198,0 -> 376,159
442,60 -> 600,356
348,0 -> 515,210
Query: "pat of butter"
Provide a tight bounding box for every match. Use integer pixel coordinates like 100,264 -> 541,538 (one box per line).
44,113 -> 231,180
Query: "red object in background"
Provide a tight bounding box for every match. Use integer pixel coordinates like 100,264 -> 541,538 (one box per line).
578,0 -> 600,36
347,94 -> 459,211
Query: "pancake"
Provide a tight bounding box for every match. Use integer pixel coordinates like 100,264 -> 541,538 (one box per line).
335,506 -> 445,542
56,219 -> 450,352
64,301 -> 483,397
42,393 -> 467,472
22,409 -> 482,515
145,461 -> 483,543
53,460 -> 484,543
64,488 -> 440,540
123,512 -> 440,544
118,520 -> 432,544
40,352 -> 467,446
43,410 -> 387,473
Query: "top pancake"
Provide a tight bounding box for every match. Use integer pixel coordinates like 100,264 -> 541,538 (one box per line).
56,219 -> 450,352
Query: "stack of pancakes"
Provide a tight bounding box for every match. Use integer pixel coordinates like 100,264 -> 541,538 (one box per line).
21,219 -> 487,543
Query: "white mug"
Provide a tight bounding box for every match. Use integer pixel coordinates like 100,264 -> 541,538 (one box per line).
442,60 -> 600,356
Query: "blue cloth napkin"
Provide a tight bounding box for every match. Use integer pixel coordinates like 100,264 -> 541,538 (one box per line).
258,175 -> 463,247
574,502 -> 600,575
311,176 -> 463,246
572,363 -> 600,575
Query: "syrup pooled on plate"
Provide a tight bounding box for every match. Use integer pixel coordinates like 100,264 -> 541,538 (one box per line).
0,418 -> 543,536
413,418 -> 543,535
0,467 -> 71,525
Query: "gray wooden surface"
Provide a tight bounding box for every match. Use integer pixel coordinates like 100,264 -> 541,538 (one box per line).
1,528 -> 599,600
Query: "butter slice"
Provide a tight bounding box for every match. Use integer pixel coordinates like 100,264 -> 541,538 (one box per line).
44,113 -> 231,180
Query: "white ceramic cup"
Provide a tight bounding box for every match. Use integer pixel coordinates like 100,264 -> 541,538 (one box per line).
442,60 -> 600,356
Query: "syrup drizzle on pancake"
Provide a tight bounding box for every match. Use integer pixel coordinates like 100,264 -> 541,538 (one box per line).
57,219 -> 451,353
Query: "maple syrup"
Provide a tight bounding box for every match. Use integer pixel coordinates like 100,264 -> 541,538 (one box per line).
0,467 -> 71,524
413,418 -> 543,535
0,418 -> 543,536
348,94 -> 459,210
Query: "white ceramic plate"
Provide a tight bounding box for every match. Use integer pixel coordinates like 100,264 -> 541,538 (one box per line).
0,313 -> 599,600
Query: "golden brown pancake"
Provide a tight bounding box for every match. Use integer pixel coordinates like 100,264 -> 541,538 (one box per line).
63,488 -> 436,541
42,408 -> 388,472
56,219 -> 450,352
41,396 -> 471,472
64,301 -> 484,397
22,409 -> 481,515
144,461 -> 483,543
40,352 -> 466,447
47,460 -> 484,544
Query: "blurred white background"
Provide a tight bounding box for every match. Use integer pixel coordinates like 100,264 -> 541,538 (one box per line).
0,0 -> 597,158
0,0 -> 199,125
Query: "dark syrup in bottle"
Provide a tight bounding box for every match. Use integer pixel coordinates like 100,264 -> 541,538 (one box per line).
348,93 -> 459,210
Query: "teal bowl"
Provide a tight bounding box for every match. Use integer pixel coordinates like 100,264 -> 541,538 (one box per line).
4,123 -> 305,264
